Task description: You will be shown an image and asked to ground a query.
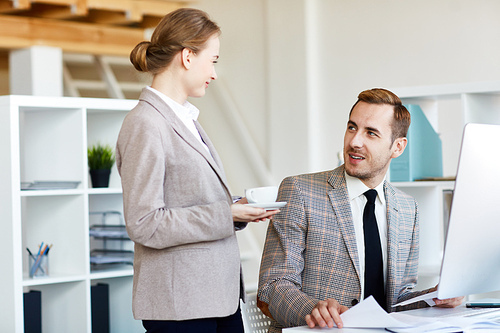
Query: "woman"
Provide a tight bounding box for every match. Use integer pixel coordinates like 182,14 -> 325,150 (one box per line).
116,8 -> 278,333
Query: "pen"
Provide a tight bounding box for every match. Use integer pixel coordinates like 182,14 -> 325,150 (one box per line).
45,244 -> 53,255
31,244 -> 48,276
26,247 -> 35,259
29,243 -> 49,277
27,247 -> 45,274
28,247 -> 46,275
36,242 -> 44,257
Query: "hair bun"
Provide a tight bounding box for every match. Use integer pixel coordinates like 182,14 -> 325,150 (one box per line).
130,41 -> 152,72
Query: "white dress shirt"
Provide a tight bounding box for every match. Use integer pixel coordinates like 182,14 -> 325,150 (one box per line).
146,86 -> 210,154
345,172 -> 388,299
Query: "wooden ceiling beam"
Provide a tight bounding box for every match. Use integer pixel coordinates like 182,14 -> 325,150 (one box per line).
85,0 -> 136,24
13,3 -> 88,19
134,1 -> 184,27
0,0 -> 191,27
0,0 -> 31,12
0,15 -> 146,56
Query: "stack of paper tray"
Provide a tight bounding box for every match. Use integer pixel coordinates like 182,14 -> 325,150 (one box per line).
89,225 -> 129,240
21,181 -> 81,190
90,249 -> 134,265
89,223 -> 133,267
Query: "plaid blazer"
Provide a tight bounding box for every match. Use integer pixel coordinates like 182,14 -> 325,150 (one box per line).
257,166 -> 432,332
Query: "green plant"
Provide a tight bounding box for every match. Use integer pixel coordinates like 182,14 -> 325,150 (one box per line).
88,143 -> 116,170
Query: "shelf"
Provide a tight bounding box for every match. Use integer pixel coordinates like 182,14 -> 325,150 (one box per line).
392,80 -> 500,98
88,187 -> 122,195
391,181 -> 455,189
388,81 -> 500,290
0,95 -> 137,333
20,189 -> 84,196
23,273 -> 87,287
90,267 -> 134,280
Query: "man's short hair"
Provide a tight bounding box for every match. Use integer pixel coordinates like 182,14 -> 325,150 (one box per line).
349,88 -> 411,143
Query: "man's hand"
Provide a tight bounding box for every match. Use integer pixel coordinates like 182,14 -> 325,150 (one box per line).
434,296 -> 464,308
430,285 -> 464,308
305,298 -> 349,329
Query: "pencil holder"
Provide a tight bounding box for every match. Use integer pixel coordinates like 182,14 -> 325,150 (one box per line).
29,255 -> 49,278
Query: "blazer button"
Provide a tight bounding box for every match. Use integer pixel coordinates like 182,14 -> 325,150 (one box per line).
351,299 -> 359,306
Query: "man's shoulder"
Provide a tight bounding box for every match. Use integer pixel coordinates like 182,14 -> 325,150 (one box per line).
284,170 -> 331,181
385,181 -> 417,207
283,166 -> 343,181
281,167 -> 342,188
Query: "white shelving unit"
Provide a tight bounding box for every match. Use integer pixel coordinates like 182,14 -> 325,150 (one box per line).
0,95 -> 142,333
390,81 -> 500,293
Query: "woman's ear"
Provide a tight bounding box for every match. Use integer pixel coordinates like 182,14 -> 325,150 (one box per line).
181,48 -> 193,69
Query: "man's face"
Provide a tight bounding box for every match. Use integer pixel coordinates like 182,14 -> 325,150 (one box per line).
343,101 -> 407,188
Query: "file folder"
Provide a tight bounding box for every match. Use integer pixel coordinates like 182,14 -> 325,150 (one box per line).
390,104 -> 443,182
24,290 -> 42,333
91,283 -> 110,333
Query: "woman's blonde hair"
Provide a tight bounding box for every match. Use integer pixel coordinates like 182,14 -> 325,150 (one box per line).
130,8 -> 221,74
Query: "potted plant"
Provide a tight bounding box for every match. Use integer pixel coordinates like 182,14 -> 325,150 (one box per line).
88,143 -> 116,188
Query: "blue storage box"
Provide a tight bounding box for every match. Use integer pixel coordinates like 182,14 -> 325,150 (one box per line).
390,104 -> 443,182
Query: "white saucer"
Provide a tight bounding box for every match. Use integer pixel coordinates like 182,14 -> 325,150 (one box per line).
245,202 -> 287,210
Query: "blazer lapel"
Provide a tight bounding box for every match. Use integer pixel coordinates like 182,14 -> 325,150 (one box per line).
327,168 -> 362,284
139,89 -> 231,197
384,181 -> 401,302
194,120 -> 231,193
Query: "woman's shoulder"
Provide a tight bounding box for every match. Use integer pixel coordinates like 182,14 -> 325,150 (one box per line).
125,99 -> 168,124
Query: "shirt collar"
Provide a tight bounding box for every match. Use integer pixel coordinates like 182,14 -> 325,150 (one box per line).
345,171 -> 386,204
146,86 -> 200,121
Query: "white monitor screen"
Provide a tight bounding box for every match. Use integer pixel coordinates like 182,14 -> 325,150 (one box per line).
438,123 -> 500,299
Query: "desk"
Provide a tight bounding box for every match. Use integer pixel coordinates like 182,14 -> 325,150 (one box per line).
283,327 -> 385,332
283,306 -> 500,332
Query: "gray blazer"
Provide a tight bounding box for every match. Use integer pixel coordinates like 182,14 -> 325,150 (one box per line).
116,88 -> 244,320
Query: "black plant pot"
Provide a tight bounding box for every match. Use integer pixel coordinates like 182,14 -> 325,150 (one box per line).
89,169 -> 111,188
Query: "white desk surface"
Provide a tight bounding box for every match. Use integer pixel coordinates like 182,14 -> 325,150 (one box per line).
283,327 -> 385,332
282,305 -> 500,332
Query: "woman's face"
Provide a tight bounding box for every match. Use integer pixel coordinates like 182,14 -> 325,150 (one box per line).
185,35 -> 220,98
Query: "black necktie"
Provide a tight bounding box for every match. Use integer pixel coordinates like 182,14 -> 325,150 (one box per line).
363,189 -> 386,309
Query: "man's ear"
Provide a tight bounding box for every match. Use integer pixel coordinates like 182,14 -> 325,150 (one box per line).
181,48 -> 194,69
391,137 -> 407,159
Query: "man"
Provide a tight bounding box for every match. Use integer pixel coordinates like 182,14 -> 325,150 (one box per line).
257,88 -> 462,332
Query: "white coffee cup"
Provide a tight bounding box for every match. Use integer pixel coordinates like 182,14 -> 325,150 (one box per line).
245,186 -> 279,204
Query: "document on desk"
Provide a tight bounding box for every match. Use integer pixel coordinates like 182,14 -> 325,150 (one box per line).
387,312 -> 500,332
283,296 -> 500,332
340,296 -> 409,328
284,296 -> 409,331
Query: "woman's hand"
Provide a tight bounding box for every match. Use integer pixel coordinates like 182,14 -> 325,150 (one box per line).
231,198 -> 280,222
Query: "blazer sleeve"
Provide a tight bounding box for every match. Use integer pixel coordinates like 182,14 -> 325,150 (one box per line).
257,176 -> 320,327
392,199 -> 435,311
116,108 -> 235,250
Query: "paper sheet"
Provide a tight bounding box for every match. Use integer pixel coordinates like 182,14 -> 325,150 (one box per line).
284,296 -> 500,332
386,312 -> 500,333
392,291 -> 437,307
341,296 -> 409,328
283,296 -> 409,332
283,294 -> 500,333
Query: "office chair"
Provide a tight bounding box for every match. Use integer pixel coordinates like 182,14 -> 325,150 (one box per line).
240,292 -> 272,333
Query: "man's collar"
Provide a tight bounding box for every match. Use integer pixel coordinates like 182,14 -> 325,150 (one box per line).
345,171 -> 386,202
